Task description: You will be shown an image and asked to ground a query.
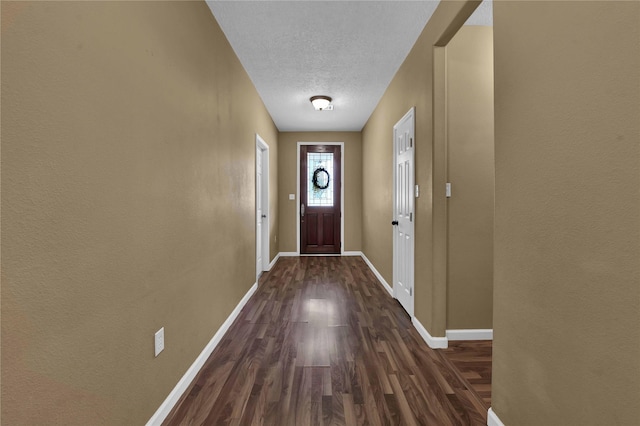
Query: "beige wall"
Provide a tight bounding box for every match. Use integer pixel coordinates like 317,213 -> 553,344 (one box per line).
492,1 -> 640,424
446,26 -> 494,329
278,132 -> 362,253
1,2 -> 278,424
362,1 -> 480,336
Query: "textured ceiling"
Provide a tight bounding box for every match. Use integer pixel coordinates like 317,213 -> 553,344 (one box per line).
206,1 -> 492,132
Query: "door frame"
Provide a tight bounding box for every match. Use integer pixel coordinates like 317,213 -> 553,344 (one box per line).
256,134 -> 269,279
296,142 -> 344,255
393,107 -> 416,317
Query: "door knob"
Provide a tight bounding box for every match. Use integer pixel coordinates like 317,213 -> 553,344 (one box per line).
391,220 -> 399,226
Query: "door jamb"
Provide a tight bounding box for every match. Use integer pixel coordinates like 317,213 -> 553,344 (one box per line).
296,142 -> 344,255
256,134 -> 269,279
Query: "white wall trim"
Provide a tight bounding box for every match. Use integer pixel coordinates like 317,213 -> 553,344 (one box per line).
360,253 -> 393,296
146,282 -> 258,426
446,329 -> 493,341
487,407 -> 505,426
359,253 -> 452,352
342,251 -> 362,256
412,316 -> 448,349
267,253 -> 281,271
279,252 -> 299,257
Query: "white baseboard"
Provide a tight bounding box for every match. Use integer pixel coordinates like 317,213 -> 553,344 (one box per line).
278,251 -> 362,258
487,407 -> 505,426
267,253 -> 281,271
446,329 -> 493,341
357,255 -> 448,351
279,251 -> 298,257
360,253 -> 393,296
412,316 -> 448,349
146,282 -> 258,426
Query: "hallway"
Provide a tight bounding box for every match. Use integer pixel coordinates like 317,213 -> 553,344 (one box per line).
3,1 -> 638,424
165,257 -> 490,425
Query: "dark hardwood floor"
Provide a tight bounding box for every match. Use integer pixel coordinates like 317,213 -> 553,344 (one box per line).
441,341 -> 492,409
164,256 -> 491,426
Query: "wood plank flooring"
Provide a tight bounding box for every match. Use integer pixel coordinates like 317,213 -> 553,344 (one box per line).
164,256 -> 491,426
440,341 -> 492,409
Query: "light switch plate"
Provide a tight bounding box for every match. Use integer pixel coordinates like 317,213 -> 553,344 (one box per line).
289,194 -> 295,200
154,327 -> 164,357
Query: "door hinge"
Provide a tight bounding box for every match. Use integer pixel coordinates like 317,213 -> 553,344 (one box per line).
410,137 -> 413,147
410,212 -> 413,222
410,287 -> 413,296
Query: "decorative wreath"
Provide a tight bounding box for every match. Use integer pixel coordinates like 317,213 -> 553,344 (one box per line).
312,167 -> 330,190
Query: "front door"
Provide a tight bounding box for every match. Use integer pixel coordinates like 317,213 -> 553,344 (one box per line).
393,108 -> 415,317
300,145 -> 341,254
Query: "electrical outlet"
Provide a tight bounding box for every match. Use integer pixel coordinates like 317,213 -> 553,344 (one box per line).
154,327 -> 164,357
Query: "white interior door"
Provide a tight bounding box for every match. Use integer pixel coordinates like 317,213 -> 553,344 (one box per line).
256,135 -> 269,280
256,145 -> 263,278
393,108 -> 415,317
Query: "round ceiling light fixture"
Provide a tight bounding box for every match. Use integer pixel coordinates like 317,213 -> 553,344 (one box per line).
310,95 -> 332,111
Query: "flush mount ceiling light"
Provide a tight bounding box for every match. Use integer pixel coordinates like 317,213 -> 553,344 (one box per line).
310,95 -> 333,111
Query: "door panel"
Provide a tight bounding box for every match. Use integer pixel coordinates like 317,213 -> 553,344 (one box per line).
322,214 -> 335,245
393,108 -> 415,317
306,213 -> 318,245
300,145 -> 341,254
256,135 -> 269,279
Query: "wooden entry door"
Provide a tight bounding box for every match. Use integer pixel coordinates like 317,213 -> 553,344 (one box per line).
300,145 -> 341,254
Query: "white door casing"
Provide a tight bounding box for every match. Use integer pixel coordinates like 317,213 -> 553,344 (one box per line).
393,107 -> 415,317
256,135 -> 269,279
